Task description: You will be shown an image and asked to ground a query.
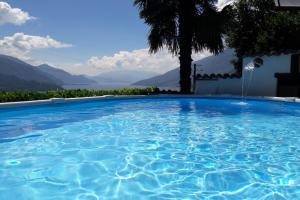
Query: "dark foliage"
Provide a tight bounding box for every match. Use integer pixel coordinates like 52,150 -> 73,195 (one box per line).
226,0 -> 300,57
0,87 -> 160,103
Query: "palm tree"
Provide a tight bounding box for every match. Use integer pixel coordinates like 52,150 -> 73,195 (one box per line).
134,0 -> 228,93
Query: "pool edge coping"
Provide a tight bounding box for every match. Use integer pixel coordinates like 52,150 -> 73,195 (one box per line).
0,95 -> 300,109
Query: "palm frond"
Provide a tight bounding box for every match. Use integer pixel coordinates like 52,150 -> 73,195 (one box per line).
193,3 -> 225,54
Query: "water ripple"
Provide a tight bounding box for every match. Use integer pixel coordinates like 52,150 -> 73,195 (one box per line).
0,98 -> 299,199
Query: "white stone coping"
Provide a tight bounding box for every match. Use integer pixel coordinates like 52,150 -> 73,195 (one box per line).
0,95 -> 299,109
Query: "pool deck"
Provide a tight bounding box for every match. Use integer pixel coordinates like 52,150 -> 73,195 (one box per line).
0,95 -> 300,109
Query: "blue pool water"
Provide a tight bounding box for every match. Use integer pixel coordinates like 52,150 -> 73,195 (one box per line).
0,98 -> 299,200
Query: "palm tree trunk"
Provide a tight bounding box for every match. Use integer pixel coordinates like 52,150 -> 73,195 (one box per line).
179,0 -> 193,94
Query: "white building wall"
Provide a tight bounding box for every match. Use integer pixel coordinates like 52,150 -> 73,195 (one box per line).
196,78 -> 242,95
195,54 -> 292,96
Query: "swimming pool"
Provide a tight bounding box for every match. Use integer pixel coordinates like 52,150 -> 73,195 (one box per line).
0,98 -> 299,199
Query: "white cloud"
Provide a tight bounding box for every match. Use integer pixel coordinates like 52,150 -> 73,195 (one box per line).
0,2 -> 35,25
64,48 -> 211,75
0,33 -> 72,59
87,48 -> 179,73
216,0 -> 235,10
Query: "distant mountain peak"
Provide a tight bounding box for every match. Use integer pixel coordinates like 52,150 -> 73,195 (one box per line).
0,54 -> 61,91
37,64 -> 96,85
0,55 -> 98,91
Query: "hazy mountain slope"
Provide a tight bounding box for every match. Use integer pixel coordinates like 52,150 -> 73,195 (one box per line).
133,68 -> 180,88
0,55 -> 61,85
193,48 -> 236,74
0,74 -> 61,91
134,49 -> 236,87
91,70 -> 159,85
38,64 -> 96,85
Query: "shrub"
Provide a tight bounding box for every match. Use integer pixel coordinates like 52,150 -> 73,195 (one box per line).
0,87 -> 160,103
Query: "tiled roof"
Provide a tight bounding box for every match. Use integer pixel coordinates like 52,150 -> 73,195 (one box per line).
195,73 -> 241,80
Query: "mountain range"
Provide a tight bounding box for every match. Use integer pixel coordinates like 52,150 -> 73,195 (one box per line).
133,49 -> 236,89
0,55 -> 159,91
0,55 -> 99,91
0,55 -> 61,91
0,49 -> 236,91
38,64 -> 96,86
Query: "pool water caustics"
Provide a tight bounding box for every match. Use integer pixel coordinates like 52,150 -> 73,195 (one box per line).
0,98 -> 300,199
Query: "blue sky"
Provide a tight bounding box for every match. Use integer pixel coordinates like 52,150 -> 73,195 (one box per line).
1,1 -> 147,61
0,1 -> 225,75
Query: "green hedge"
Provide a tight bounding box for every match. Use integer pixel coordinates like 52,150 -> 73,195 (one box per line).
0,87 -> 160,103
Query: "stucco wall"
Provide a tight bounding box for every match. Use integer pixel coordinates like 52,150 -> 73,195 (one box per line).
196,78 -> 242,95
195,54 -> 292,96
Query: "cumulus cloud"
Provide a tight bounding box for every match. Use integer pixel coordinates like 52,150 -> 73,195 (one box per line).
0,33 -> 72,59
87,48 -> 179,73
0,2 -> 35,25
66,48 -> 211,75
